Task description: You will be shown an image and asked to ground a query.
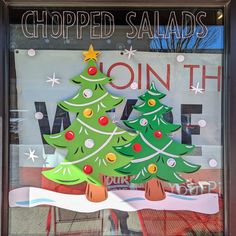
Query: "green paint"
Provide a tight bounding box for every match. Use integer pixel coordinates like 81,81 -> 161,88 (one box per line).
115,82 -> 200,184
42,59 -> 135,186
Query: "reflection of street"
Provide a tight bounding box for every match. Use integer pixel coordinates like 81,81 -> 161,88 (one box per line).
109,210 -> 143,235
137,203 -> 223,236
10,110 -> 27,146
9,206 -> 223,235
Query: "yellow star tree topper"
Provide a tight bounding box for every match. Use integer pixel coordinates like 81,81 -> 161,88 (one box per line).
83,44 -> 101,61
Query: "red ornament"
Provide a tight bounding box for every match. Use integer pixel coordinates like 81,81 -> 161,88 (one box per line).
154,130 -> 162,138
98,116 -> 109,126
83,165 -> 93,174
64,131 -> 75,140
132,143 -> 142,152
88,66 -> 97,75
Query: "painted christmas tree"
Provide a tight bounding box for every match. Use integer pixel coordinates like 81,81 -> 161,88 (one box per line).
42,45 -> 135,202
115,83 -> 200,201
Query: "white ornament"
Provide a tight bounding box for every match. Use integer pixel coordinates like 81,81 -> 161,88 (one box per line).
191,82 -> 204,95
167,158 -> 176,167
83,89 -> 93,98
130,82 -> 138,90
28,49 -> 36,57
209,159 -> 218,168
198,119 -> 207,127
124,46 -> 137,60
24,148 -> 39,162
140,118 -> 148,126
85,139 -> 94,148
46,73 -> 60,87
177,55 -> 185,62
35,112 -> 44,120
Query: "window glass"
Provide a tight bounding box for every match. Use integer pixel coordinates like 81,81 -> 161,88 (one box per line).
9,7 -> 224,235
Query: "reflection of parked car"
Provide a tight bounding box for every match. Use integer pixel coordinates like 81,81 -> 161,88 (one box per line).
10,110 -> 27,134
109,210 -> 143,235
10,110 -> 28,144
10,118 -> 26,132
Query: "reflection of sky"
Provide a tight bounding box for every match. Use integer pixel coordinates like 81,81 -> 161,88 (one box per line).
150,26 -> 224,50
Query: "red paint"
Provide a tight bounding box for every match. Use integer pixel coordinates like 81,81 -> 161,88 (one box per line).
108,62 -> 134,89
83,165 -> 93,174
99,62 -> 170,91
98,116 -> 109,126
99,62 -> 221,92
137,211 -> 148,236
146,64 -> 170,90
88,66 -> 97,75
202,65 -> 221,92
64,131 -> 75,140
154,130 -> 162,138
46,207 -> 52,235
99,62 -> 104,72
138,63 -> 142,89
184,65 -> 200,89
132,143 -> 142,152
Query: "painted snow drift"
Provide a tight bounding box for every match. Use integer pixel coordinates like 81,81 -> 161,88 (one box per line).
9,187 -> 219,214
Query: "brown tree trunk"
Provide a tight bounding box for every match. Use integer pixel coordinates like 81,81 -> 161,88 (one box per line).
145,178 -> 166,201
85,176 -> 108,202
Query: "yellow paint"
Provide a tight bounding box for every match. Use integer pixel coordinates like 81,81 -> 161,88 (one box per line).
148,99 -> 156,106
106,153 -> 117,163
83,44 -> 101,61
148,164 -> 157,173
83,108 -> 93,118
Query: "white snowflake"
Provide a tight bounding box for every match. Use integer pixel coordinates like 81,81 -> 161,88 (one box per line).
46,73 -> 60,87
24,149 -> 39,162
124,46 -> 136,60
191,82 -> 204,94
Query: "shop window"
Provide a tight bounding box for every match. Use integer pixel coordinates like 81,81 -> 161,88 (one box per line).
8,6 -> 224,236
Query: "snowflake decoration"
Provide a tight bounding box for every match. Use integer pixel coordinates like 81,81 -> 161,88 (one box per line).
124,46 -> 137,60
24,148 -> 39,162
191,82 -> 204,94
46,73 -> 60,87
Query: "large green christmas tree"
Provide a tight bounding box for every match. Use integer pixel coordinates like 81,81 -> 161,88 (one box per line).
115,82 -> 200,201
42,45 -> 135,202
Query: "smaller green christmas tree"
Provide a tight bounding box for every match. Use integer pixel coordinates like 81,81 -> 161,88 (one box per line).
115,82 -> 200,201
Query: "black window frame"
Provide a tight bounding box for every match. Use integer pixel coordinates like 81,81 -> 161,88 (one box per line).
0,1 -> 234,235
